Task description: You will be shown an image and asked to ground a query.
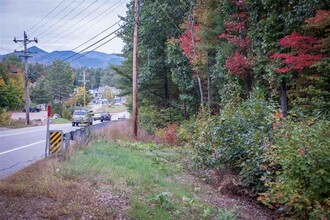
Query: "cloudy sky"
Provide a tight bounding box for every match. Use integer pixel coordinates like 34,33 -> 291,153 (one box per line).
0,0 -> 129,55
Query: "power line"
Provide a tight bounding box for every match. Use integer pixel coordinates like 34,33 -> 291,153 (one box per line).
55,20 -> 121,61
37,0 -> 89,39
70,35 -> 118,64
155,1 -> 182,34
61,26 -> 123,62
26,0 -> 67,35
67,0 -> 160,65
43,0 -> 126,53
40,0 -> 113,46
28,0 -> 79,36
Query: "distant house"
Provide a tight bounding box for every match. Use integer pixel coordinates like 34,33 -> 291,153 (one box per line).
92,86 -> 122,104
98,86 -> 121,96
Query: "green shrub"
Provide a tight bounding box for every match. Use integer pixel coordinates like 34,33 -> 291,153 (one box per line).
177,119 -> 194,143
0,108 -> 11,126
156,123 -> 180,146
190,110 -> 220,168
51,103 -> 63,117
191,89 -> 274,191
61,104 -> 72,120
260,118 -> 330,218
139,104 -> 183,134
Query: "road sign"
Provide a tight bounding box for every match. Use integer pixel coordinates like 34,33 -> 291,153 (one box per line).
49,130 -> 63,154
45,105 -> 51,158
47,105 -> 52,118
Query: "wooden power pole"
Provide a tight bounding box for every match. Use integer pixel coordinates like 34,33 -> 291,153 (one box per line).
14,31 -> 38,124
132,0 -> 139,137
79,70 -> 89,108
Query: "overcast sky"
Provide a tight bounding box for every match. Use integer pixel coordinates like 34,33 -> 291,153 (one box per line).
0,0 -> 128,55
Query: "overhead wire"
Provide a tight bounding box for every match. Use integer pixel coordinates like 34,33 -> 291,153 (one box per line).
36,0 -> 89,39
154,0 -> 182,35
40,0 -> 113,46
44,0 -> 126,54
25,0 -> 67,35
64,0 -> 164,64
61,25 -> 124,62
51,20 -> 121,61
70,35 -> 118,64
38,0 -> 99,40
28,0 -> 79,36
24,0 -> 181,67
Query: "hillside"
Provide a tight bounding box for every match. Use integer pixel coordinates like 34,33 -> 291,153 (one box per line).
0,46 -> 124,68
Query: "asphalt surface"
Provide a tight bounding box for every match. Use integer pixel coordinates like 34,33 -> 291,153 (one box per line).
0,111 -> 129,179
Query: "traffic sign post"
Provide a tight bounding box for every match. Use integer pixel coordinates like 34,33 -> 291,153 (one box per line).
45,105 -> 51,158
49,130 -> 63,154
47,105 -> 51,118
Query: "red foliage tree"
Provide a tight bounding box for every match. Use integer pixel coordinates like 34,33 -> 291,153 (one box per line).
271,32 -> 324,73
270,10 -> 328,117
219,0 -> 253,95
179,18 -> 206,107
179,20 -> 204,66
225,51 -> 252,78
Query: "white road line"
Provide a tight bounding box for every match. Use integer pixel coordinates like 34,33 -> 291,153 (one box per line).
0,129 -> 45,137
0,140 -> 46,155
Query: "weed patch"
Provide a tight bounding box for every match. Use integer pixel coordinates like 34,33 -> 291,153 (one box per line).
1,124 -> 276,219
60,141 -> 232,219
0,159 -> 112,219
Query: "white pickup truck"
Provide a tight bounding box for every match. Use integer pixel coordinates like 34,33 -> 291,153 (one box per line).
72,109 -> 94,126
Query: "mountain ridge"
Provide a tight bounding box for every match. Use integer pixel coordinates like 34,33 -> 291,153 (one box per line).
0,46 -> 124,68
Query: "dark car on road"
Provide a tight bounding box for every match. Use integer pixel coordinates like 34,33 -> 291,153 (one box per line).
23,107 -> 41,112
100,112 -> 111,122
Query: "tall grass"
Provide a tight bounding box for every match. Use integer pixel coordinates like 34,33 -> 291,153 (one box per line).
60,141 -> 233,219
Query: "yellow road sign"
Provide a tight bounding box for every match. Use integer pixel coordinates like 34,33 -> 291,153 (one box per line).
49,130 -> 63,154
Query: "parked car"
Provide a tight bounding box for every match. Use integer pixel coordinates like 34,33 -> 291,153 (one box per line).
100,112 -> 111,122
93,115 -> 100,121
72,109 -> 94,126
52,113 -> 61,119
23,107 -> 41,112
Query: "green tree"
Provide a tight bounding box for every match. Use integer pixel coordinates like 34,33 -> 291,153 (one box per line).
0,55 -> 24,110
31,78 -> 51,104
46,60 -> 74,104
28,62 -> 44,83
100,68 -> 117,87
74,86 -> 92,106
102,86 -> 115,101
116,0 -> 191,127
247,0 -> 329,116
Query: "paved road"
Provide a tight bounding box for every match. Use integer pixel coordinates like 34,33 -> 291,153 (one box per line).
0,111 -> 130,179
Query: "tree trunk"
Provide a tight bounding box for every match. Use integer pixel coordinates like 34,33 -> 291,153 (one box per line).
132,0 -> 139,137
163,58 -> 170,107
189,10 -> 204,109
243,75 -> 252,97
196,71 -> 204,109
207,64 -> 211,108
280,78 -> 288,117
183,101 -> 187,120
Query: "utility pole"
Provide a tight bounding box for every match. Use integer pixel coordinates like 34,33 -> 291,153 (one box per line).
79,70 -> 89,108
14,31 -> 38,124
132,0 -> 139,137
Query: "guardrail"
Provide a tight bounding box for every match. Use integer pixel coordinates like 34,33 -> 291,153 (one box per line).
62,121 -> 114,151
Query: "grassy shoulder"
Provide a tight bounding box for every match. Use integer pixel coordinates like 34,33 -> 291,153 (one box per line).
60,141 -> 234,219
0,140 -> 237,220
0,121 -> 274,219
